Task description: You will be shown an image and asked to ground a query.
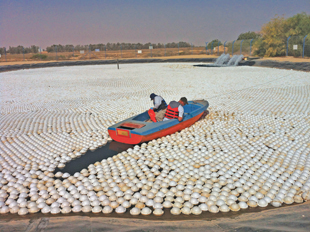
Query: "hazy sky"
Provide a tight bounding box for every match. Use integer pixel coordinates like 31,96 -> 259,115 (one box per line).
1,0 -> 310,48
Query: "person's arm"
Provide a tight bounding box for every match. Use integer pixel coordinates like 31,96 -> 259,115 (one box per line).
153,96 -> 161,109
178,105 -> 184,121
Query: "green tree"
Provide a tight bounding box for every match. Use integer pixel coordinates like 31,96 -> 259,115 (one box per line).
285,13 -> 310,57
237,31 -> 261,40
284,12 -> 310,37
254,12 -> 310,57
260,15 -> 287,56
206,39 -> 222,49
65,44 -> 74,52
253,38 -> 266,57
178,41 -> 191,47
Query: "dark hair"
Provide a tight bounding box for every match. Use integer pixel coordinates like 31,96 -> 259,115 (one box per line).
150,93 -> 156,100
180,97 -> 188,105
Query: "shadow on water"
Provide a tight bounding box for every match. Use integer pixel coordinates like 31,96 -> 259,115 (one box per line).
54,141 -> 134,175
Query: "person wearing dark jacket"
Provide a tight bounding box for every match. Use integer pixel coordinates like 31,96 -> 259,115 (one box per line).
150,93 -> 167,112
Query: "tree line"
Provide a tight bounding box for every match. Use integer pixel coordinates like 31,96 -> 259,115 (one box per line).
0,46 -> 39,55
2,42 -> 192,54
46,41 -> 192,52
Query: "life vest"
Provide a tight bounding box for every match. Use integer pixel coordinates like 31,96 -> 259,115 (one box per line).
164,101 -> 181,119
148,109 -> 157,122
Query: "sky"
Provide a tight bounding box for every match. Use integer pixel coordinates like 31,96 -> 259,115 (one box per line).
1,0 -> 310,48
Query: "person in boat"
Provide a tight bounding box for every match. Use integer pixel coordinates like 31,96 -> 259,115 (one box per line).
150,93 -> 167,112
147,93 -> 168,122
163,97 -> 188,122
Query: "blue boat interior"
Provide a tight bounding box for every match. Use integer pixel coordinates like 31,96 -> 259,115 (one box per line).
132,111 -> 149,122
183,103 -> 201,114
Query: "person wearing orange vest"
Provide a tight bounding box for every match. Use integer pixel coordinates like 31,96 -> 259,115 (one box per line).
163,97 -> 188,122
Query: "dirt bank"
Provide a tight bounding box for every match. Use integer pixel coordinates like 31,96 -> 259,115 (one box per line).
0,201 -> 309,232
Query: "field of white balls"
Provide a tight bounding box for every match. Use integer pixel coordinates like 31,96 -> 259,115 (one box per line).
0,63 -> 310,216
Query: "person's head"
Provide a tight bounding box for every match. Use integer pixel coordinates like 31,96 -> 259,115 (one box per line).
150,93 -> 156,100
179,97 -> 188,106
